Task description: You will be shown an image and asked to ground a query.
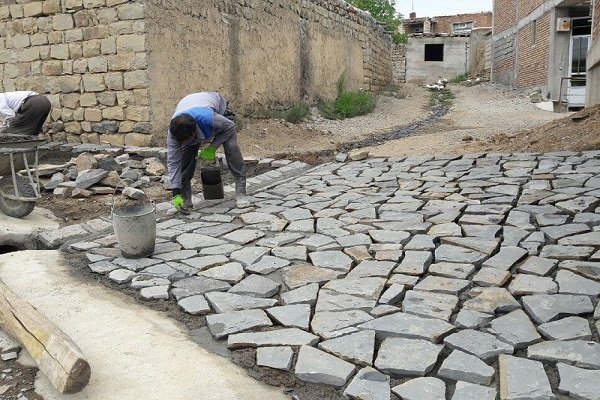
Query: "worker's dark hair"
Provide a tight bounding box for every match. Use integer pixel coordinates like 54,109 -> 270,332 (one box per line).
169,113 -> 196,143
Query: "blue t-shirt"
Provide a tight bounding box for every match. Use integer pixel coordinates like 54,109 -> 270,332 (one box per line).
173,106 -> 215,141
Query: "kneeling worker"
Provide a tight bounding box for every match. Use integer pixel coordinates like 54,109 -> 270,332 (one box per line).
167,92 -> 249,213
0,91 -> 52,136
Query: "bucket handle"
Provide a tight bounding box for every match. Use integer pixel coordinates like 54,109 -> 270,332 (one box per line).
111,179 -> 155,218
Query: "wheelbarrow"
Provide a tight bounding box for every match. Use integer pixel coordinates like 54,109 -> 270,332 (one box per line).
0,134 -> 46,218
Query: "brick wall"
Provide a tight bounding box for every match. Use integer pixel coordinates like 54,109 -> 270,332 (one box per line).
433,12 -> 493,34
516,11 -> 551,88
594,0 -> 600,39
0,0 -> 393,146
518,0 -> 546,19
494,0 -> 518,34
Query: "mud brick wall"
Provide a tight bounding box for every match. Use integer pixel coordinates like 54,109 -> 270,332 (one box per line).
0,0 -> 393,146
391,44 -> 406,84
434,12 -> 493,34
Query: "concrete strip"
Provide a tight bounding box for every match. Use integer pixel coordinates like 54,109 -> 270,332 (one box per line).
0,250 -> 289,400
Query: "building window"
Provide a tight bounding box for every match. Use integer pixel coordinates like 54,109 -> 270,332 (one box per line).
532,19 -> 537,46
452,21 -> 473,33
424,44 -> 444,61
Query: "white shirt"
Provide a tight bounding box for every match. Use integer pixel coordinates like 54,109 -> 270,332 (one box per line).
0,91 -> 37,125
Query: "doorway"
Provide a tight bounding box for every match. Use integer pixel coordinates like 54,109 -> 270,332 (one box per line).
567,17 -> 592,108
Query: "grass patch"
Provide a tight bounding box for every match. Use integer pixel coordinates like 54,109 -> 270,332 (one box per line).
320,91 -> 377,120
428,89 -> 455,108
449,73 -> 469,84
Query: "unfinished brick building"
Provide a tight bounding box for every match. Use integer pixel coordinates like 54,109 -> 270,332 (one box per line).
400,12 -> 492,35
492,0 -> 595,109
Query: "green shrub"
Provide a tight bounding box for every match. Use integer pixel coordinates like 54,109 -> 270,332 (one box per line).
320,91 -> 377,120
283,103 -> 310,124
449,73 -> 469,84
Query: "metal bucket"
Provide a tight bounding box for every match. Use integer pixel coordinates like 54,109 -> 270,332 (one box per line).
111,188 -> 156,259
200,166 -> 224,200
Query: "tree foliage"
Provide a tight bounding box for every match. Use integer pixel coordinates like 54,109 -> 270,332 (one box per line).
348,0 -> 401,32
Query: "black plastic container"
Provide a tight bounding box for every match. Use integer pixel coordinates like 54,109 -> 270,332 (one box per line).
200,167 -> 224,200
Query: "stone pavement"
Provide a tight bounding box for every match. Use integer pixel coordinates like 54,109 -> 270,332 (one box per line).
75,152 -> 600,400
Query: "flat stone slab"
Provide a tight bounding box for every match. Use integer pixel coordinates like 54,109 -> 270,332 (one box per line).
403,290 -> 458,321
557,362 -> 600,400
499,355 -> 554,400
140,285 -> 169,300
368,229 -> 410,244
294,345 -> 356,388
451,381 -> 497,400
427,262 -> 475,279
230,246 -> 269,265
454,309 -> 494,329
538,316 -> 593,341
266,304 -> 311,329
170,277 -> 231,300
555,269 -> 600,296
522,294 -> 594,323
204,291 -> 278,313
487,309 -> 542,349
280,283 -> 319,305
441,237 -> 500,254
378,284 -> 406,305
472,267 -> 511,287
558,231 -> 600,246
527,340 -> 600,369
559,260 -> 600,281
311,310 -> 373,338
256,346 -> 294,371
206,309 -> 273,339
375,337 -> 443,377
316,290 -> 376,312
183,255 -> 229,271
394,250 -> 432,275
444,329 -> 514,362
516,256 -> 557,276
198,262 -> 245,283
438,350 -> 495,385
414,276 -> 470,294
435,245 -> 487,265
282,264 -> 341,289
539,245 -> 594,260
176,233 -> 227,250
392,377 -> 446,400
308,250 -> 353,272
322,277 -> 386,300
343,367 -> 391,400
508,274 -> 558,296
227,327 -> 319,349
245,255 -> 290,275
358,312 -> 455,342
222,229 -> 266,244
318,330 -> 375,366
482,246 -> 528,270
229,274 -> 280,297
347,260 -> 397,278
177,295 -> 211,315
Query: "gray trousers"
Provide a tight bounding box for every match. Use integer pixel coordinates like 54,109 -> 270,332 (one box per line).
5,95 -> 51,136
179,114 -> 247,204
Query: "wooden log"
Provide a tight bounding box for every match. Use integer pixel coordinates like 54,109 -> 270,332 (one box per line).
0,279 -> 90,394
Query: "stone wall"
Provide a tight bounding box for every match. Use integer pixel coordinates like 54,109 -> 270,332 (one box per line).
391,44 -> 406,83
0,0 -> 393,146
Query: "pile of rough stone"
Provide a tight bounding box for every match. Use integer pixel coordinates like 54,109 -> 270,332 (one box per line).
40,151 -> 166,200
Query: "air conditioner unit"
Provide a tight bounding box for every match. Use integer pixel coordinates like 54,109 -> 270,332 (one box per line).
556,18 -> 571,32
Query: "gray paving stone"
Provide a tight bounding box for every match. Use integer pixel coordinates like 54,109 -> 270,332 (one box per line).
170,276 -> 231,300
508,274 -> 558,295
404,234 -> 436,250
441,237 -> 500,254
229,274 -> 280,298
311,310 -> 373,338
336,233 -> 372,247
368,229 -> 411,244
245,256 -> 290,275
39,224 -> 90,248
522,294 -> 594,323
556,269 -> 600,296
435,245 -> 487,265
560,260 -> 600,280
318,330 -> 375,366
348,260 -> 397,278
472,267 -> 511,287
223,229 -> 266,244
516,256 -> 557,276
206,309 -> 273,339
527,340 -> 600,368
130,276 -> 171,289
182,255 -> 229,271
113,257 -> 161,272
487,309 -> 542,349
323,277 -> 386,300
414,276 -> 470,295
556,196 -> 597,213
499,355 -> 554,400
108,269 -> 136,284
267,304 -> 311,329
316,290 -> 376,312
454,309 -> 494,329
358,312 -> 455,342
229,247 -> 270,266
428,262 -> 475,279
294,345 -> 356,388
557,362 -> 600,400
451,381 -> 496,400
271,245 -> 307,261
198,262 -> 245,284
542,224 -> 590,241
378,284 -> 406,305
482,246 -> 528,270
375,337 -> 443,377
282,264 -> 342,289
444,329 -> 514,362
176,233 -> 227,249
227,327 -> 319,349
428,222 -> 462,237
153,250 -> 197,261
308,250 -> 353,272
89,261 -> 119,274
141,263 -> 179,278
297,234 -> 338,251
280,207 -> 313,221
256,232 -> 304,247
539,245 -> 594,260
394,250 -> 432,275
403,290 -> 458,321
286,219 -> 315,232
280,283 -> 319,306
462,224 -> 502,238
391,377 -> 446,400
256,346 -> 294,370
387,273 -> 419,288
140,285 -> 170,300
204,291 -> 277,313
538,316 -> 592,341
438,350 -> 495,385
177,295 -> 211,315
343,367 -> 391,400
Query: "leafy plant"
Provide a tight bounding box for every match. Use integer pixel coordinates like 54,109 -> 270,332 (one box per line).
348,0 -> 402,32
282,103 -> 310,124
449,73 -> 469,84
320,91 -> 377,120
392,32 -> 408,44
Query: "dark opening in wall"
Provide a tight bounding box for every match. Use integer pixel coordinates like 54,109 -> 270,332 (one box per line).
424,44 -> 444,61
0,245 -> 21,255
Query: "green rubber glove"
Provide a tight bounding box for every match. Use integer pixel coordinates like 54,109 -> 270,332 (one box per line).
199,146 -> 216,161
172,194 -> 185,210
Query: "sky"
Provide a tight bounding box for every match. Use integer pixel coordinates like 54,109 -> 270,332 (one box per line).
395,0 -> 493,18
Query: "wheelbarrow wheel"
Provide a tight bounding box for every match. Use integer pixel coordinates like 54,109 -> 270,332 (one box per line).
0,176 -> 36,218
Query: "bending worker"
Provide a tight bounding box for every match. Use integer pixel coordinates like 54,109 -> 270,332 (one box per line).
167,92 -> 249,213
0,91 -> 52,136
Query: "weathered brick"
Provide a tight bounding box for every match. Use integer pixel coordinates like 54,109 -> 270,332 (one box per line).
61,108 -> 74,122
117,3 -> 144,20
62,60 -> 73,74
125,106 -> 150,122
69,43 -> 83,59
30,61 -> 42,75
83,0 -> 106,9
108,21 -> 133,35
97,8 -> 117,24
100,37 -> 116,54
65,28 -> 84,43
83,25 -> 108,40
123,70 -> 148,89
108,53 -> 134,71
50,44 -> 69,60
103,106 -> 125,120
84,108 -> 102,122
73,10 -> 92,27
47,31 -> 63,44
116,34 -> 145,52
104,72 -> 123,90
9,5 -> 24,19
3,64 -> 18,79
98,133 -> 125,146
23,2 -> 44,18
82,73 -> 105,92
37,16 -> 52,31
73,58 -> 88,73
42,60 -> 63,75
133,88 -> 149,106
18,47 -> 40,62
116,90 -> 135,106
31,33 -> 48,46
107,0 -> 128,6
61,93 -> 80,108
42,0 -> 62,15
82,40 -> 101,57
0,6 -> 10,21
79,93 -> 97,106
124,132 -> 152,147
64,0 -> 83,11
73,108 -> 85,121
12,34 -> 31,48
53,14 -> 74,31
97,91 -> 116,106
88,56 -> 107,72
58,75 -> 82,93
39,45 -> 50,60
